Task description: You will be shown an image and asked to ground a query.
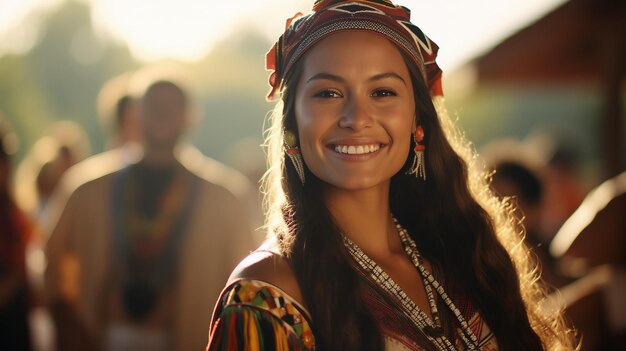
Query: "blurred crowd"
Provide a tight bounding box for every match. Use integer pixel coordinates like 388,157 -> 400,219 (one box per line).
0,70 -> 624,351
482,137 -> 625,350
1,72 -> 264,351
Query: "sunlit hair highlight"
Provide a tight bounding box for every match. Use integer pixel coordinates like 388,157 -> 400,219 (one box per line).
431,96 -> 578,350
260,49 -> 578,351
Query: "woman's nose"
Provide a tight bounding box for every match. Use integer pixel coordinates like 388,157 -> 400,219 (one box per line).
338,96 -> 373,131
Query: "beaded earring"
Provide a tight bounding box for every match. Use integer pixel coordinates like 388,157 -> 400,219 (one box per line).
284,130 -> 305,184
407,125 -> 426,180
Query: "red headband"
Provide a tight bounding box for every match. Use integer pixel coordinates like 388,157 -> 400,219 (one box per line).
266,0 -> 443,101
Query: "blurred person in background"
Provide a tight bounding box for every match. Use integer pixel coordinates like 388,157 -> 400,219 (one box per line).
40,72 -> 142,236
97,72 -> 142,152
491,161 -> 544,248
481,138 -> 566,287
9,121 -> 90,351
131,63 -> 263,236
0,121 -> 35,351
541,147 -> 586,238
490,160 -> 569,287
45,80 -> 255,351
14,121 -> 90,222
550,171 -> 626,350
175,139 -> 261,237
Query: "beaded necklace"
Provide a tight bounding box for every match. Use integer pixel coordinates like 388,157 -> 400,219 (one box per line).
342,218 -> 480,351
110,163 -> 200,321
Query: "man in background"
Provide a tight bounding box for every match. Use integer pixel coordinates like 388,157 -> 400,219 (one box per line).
45,80 -> 255,350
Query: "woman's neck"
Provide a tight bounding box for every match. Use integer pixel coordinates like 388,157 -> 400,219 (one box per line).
323,182 -> 403,257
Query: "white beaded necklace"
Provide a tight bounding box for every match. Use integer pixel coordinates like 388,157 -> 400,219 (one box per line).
342,218 -> 481,351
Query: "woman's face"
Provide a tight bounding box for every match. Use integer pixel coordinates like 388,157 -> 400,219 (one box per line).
295,30 -> 415,192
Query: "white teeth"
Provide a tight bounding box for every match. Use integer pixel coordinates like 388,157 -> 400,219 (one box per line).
334,144 -> 380,155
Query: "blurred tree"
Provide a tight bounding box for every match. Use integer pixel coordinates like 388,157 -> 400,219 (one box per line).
0,56 -> 55,162
0,0 -> 138,163
189,29 -> 272,163
0,1 -> 276,169
24,0 -> 138,152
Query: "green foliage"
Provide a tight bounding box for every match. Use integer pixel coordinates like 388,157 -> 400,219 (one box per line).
0,0 -> 274,167
0,55 -> 56,163
1,0 -> 140,162
189,29 -> 272,162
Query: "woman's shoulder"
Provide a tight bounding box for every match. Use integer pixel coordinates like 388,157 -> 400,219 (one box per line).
227,247 -> 305,308
207,248 -> 316,350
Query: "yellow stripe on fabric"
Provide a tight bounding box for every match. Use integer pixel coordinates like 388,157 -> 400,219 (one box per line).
275,317 -> 290,351
244,309 -> 260,351
221,279 -> 315,349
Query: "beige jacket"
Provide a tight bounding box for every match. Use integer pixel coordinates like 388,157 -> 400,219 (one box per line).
45,160 -> 255,351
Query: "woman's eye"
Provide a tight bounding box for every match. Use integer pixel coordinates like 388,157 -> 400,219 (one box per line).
371,89 -> 397,97
313,89 -> 342,98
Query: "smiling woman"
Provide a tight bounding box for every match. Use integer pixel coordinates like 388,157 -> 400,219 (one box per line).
295,31 -> 416,191
205,0 -> 578,350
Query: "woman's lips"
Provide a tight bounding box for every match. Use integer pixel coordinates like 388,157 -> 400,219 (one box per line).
333,143 -> 381,155
326,139 -> 388,160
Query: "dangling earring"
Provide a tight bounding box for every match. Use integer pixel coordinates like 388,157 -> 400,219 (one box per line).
407,125 -> 426,180
284,130 -> 305,184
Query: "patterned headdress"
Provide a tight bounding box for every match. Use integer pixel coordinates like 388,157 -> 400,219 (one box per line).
266,0 -> 443,101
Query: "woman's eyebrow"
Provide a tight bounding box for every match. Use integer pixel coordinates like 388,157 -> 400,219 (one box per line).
306,72 -> 344,84
369,72 -> 406,85
305,72 -> 406,86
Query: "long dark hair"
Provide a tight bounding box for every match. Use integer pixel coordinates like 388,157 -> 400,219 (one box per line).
261,48 -> 576,350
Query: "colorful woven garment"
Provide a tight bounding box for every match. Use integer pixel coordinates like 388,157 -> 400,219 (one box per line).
266,0 -> 443,100
360,275 -> 499,351
206,272 -> 498,350
207,279 -> 315,351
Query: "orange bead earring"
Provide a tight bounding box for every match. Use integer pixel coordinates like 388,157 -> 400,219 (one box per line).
407,125 -> 426,180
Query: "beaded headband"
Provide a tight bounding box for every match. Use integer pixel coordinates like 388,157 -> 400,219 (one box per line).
265,0 -> 443,101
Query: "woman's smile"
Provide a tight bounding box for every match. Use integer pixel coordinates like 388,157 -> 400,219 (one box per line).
327,138 -> 387,160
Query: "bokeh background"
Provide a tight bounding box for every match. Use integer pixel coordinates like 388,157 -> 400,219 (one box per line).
4,0 -> 622,180
0,0 -> 624,350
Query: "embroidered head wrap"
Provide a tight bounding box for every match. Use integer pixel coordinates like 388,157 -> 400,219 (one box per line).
266,0 -> 443,100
